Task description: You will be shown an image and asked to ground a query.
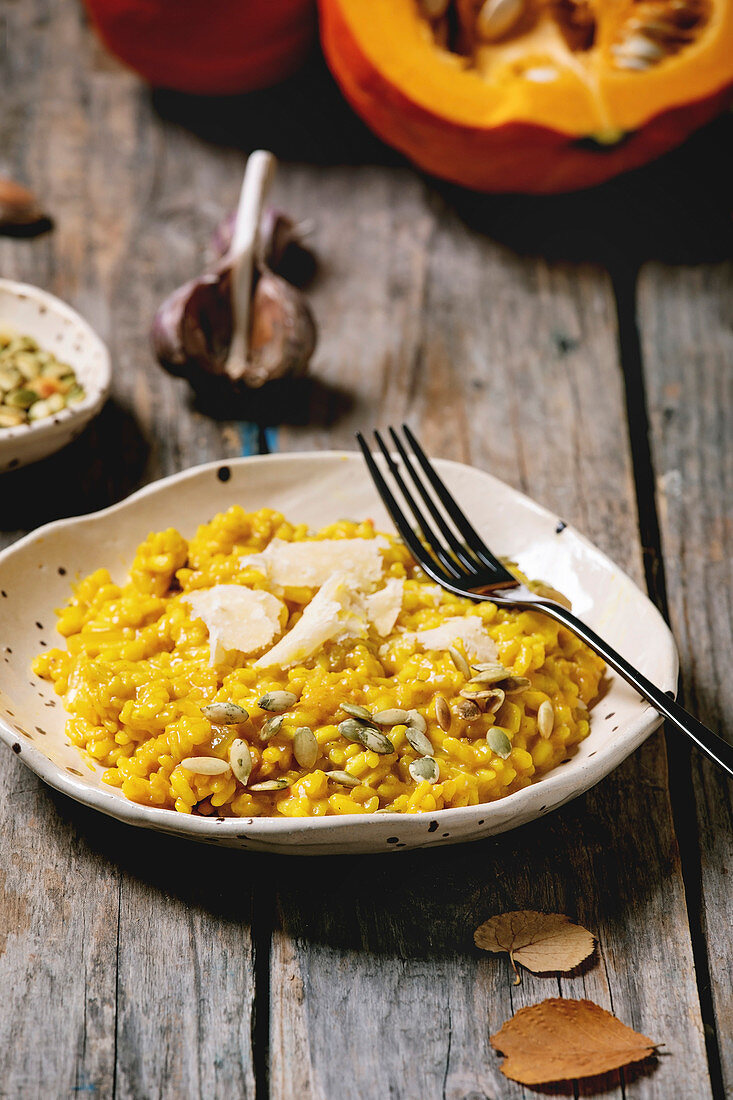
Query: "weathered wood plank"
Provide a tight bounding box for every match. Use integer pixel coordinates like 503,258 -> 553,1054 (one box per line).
639,258 -> 733,1095
272,171 -> 711,1098
0,4 -> 258,1097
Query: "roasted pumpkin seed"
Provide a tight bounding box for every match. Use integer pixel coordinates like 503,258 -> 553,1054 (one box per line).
249,779 -> 290,791
538,700 -> 555,738
293,725 -> 319,769
373,708 -> 411,726
357,726 -> 396,755
201,701 -> 249,725
448,646 -> 471,678
457,699 -> 481,720
258,690 -> 297,712
229,738 -> 253,783
340,702 -> 376,726
435,694 -> 451,732
406,709 -> 427,734
338,718 -> 370,742
327,770 -> 361,788
405,724 -> 434,757
488,729 -> 512,759
409,756 -> 440,784
260,714 -> 285,742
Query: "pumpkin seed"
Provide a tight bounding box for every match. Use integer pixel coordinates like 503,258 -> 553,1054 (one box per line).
340,702 -> 376,726
258,690 -> 297,712
201,701 -> 249,725
249,779 -> 290,791
373,708 -> 411,726
459,687 -> 494,702
338,718 -> 370,742
5,388 -> 38,409
29,393 -> 64,420
409,756 -> 440,784
180,756 -> 231,775
357,726 -> 396,755
293,726 -> 318,769
406,709 -> 427,734
457,699 -> 481,720
488,729 -> 512,759
613,34 -> 665,62
476,0 -> 525,40
260,714 -> 285,742
538,700 -> 555,739
327,770 -> 361,788
448,646 -> 471,678
420,0 -> 450,16
405,724 -> 434,757
469,666 -> 510,685
229,738 -> 252,783
502,675 -> 531,693
484,687 -> 506,715
435,694 -> 451,732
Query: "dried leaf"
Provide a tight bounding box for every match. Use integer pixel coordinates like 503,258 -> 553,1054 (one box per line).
474,910 -> 595,982
490,998 -> 657,1084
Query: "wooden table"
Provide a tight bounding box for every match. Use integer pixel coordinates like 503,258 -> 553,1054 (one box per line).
1,5 -> 731,1097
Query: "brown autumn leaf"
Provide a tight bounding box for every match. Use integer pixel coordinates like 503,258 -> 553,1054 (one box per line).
474,910 -> 595,983
490,997 -> 657,1084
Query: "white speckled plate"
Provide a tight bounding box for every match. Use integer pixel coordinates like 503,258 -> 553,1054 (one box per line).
0,452 -> 677,854
0,279 -> 111,472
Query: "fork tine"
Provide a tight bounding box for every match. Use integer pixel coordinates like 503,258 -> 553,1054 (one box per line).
388,426 -> 482,573
372,431 -> 466,581
355,433 -> 454,586
401,424 -> 515,581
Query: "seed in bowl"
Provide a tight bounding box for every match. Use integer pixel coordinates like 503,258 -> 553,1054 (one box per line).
0,329 -> 85,428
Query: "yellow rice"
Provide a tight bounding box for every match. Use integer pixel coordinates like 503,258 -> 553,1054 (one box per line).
32,506 -> 604,818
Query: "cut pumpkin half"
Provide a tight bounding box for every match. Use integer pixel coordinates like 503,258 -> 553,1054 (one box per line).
319,0 -> 733,191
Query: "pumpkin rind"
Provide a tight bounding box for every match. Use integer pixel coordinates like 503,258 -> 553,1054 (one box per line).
319,0 -> 733,192
84,0 -> 316,95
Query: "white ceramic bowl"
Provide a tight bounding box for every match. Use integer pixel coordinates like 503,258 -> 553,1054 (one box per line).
0,452 -> 677,854
0,279 -> 111,472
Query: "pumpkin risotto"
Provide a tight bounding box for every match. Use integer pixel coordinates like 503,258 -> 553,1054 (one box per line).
32,507 -> 604,817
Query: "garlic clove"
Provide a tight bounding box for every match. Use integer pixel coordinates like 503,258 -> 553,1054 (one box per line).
210,206 -> 316,288
245,269 -> 316,388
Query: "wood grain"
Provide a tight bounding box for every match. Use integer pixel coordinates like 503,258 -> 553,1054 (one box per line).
272,176 -> 710,1098
639,258 -> 733,1096
0,0 -> 729,1096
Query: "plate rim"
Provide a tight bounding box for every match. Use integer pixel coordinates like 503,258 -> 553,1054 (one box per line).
0,450 -> 678,845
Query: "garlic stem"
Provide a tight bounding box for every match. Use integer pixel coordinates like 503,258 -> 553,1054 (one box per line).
226,150 -> 277,380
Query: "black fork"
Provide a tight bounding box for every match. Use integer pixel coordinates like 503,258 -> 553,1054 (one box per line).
357,425 -> 733,779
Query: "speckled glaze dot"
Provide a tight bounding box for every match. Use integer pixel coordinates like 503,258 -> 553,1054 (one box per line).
217,466 -> 231,482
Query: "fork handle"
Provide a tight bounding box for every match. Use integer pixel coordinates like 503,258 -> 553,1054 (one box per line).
532,601 -> 733,778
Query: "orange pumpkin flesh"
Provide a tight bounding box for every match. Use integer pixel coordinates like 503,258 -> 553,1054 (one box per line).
319,0 -> 733,192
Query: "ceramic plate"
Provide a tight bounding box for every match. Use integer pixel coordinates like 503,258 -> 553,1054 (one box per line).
0,279 -> 111,472
0,452 -> 677,854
